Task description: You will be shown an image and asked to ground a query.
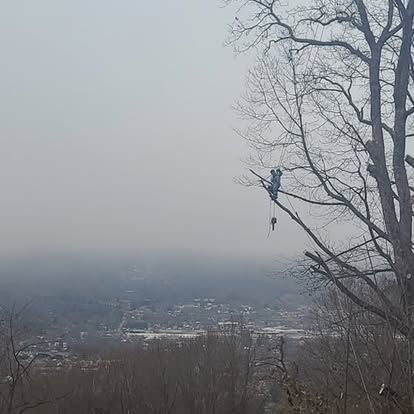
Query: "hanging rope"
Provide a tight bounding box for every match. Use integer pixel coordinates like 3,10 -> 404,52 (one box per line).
267,198 -> 272,238
271,202 -> 277,231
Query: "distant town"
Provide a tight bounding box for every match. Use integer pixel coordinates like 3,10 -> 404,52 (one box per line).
1,258 -> 311,372
24,291 -> 309,370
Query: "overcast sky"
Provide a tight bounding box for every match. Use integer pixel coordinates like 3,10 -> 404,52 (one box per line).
0,0 -> 306,260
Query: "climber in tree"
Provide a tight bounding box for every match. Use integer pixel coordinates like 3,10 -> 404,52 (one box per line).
268,168 -> 282,200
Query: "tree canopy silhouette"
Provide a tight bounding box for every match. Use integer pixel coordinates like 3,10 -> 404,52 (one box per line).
228,0 -> 414,336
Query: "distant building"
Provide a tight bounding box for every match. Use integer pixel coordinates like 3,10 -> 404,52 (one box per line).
125,320 -> 149,333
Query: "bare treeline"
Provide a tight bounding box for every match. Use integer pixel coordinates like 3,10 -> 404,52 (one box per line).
36,335 -> 268,414
2,303 -> 413,413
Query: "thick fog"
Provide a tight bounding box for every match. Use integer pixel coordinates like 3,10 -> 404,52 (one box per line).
0,0 -> 306,260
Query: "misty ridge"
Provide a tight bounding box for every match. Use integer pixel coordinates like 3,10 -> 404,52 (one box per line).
0,253 -> 304,310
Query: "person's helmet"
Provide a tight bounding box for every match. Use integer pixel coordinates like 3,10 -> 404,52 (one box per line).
276,168 -> 283,176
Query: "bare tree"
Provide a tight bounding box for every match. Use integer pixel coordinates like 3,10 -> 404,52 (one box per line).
297,285 -> 412,413
226,0 -> 414,408
0,306 -> 57,414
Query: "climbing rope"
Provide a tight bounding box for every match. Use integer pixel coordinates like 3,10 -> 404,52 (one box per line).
267,198 -> 272,238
